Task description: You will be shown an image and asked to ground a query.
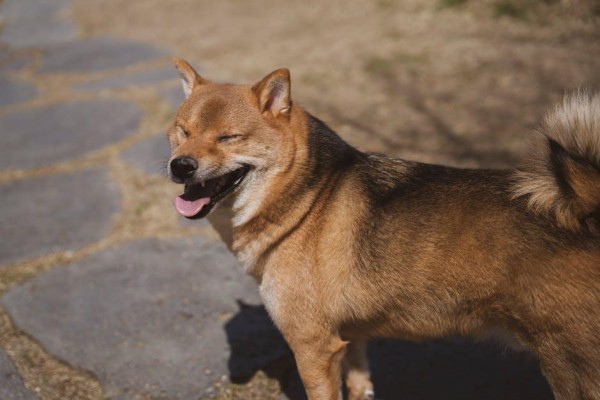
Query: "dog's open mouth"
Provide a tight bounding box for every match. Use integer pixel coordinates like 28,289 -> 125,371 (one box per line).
175,166 -> 249,219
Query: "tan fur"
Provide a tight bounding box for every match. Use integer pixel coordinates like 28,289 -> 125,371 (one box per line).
167,60 -> 600,400
513,92 -> 600,231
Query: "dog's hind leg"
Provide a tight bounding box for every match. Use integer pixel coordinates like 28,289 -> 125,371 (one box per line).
536,338 -> 600,400
342,340 -> 374,400
540,356 -> 581,400
540,356 -> 600,400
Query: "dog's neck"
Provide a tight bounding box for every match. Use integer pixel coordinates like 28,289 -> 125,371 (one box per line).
208,108 -> 362,280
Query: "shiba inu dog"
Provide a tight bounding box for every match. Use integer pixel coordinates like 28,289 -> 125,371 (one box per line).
166,58 -> 600,400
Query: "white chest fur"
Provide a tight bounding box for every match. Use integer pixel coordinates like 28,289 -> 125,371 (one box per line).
234,238 -> 264,273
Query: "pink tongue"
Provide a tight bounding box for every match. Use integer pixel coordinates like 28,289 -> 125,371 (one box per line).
175,196 -> 210,217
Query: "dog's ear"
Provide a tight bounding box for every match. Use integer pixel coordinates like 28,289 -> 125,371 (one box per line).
174,58 -> 208,98
252,68 -> 291,120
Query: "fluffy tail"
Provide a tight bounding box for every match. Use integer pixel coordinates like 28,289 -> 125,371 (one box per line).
513,91 -> 600,232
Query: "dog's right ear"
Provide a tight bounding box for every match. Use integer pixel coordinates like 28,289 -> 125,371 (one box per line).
252,68 -> 291,120
174,58 -> 208,98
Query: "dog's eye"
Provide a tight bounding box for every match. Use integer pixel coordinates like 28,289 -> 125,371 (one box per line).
218,134 -> 243,143
176,126 -> 190,138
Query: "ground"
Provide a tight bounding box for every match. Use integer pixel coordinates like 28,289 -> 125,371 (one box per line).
0,0 -> 598,399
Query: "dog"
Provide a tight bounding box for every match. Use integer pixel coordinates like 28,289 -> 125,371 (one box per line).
166,58 -> 600,400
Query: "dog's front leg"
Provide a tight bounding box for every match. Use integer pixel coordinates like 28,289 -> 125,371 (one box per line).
288,334 -> 348,400
342,340 -> 374,400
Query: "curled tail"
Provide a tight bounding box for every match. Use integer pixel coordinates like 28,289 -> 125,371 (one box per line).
513,92 -> 600,232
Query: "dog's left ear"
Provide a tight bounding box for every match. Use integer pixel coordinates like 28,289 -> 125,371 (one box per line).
174,57 -> 208,98
252,68 -> 291,120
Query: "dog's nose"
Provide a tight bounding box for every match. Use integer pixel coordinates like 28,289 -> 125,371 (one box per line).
170,156 -> 198,180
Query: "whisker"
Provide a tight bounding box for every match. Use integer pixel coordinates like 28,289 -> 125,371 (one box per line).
154,157 -> 171,177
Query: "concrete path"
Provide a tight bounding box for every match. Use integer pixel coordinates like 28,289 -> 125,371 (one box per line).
0,0 -> 555,399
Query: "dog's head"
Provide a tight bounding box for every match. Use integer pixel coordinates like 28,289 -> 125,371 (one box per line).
167,59 -> 297,220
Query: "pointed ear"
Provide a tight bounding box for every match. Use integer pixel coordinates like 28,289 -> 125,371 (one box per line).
252,68 -> 291,119
174,57 -> 208,98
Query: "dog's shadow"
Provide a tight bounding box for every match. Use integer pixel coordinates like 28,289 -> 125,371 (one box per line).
225,301 -> 554,400
224,300 -> 306,399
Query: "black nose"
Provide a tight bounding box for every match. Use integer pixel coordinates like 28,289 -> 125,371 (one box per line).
170,156 -> 198,181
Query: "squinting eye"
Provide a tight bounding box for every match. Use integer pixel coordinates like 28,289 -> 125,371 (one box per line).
174,126 -> 187,144
217,134 -> 243,143
175,126 -> 189,139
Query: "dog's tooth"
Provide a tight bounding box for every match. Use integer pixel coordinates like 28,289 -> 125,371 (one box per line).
200,179 -> 205,188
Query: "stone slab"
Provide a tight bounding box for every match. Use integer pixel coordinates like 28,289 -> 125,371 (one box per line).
0,349 -> 39,400
74,67 -> 175,92
0,76 -> 37,106
39,37 -> 166,74
121,135 -> 171,176
0,99 -> 142,170
0,0 -> 75,48
1,237 -> 289,399
0,168 -> 119,265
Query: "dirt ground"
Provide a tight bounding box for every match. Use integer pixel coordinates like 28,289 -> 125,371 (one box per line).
73,0 -> 600,168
